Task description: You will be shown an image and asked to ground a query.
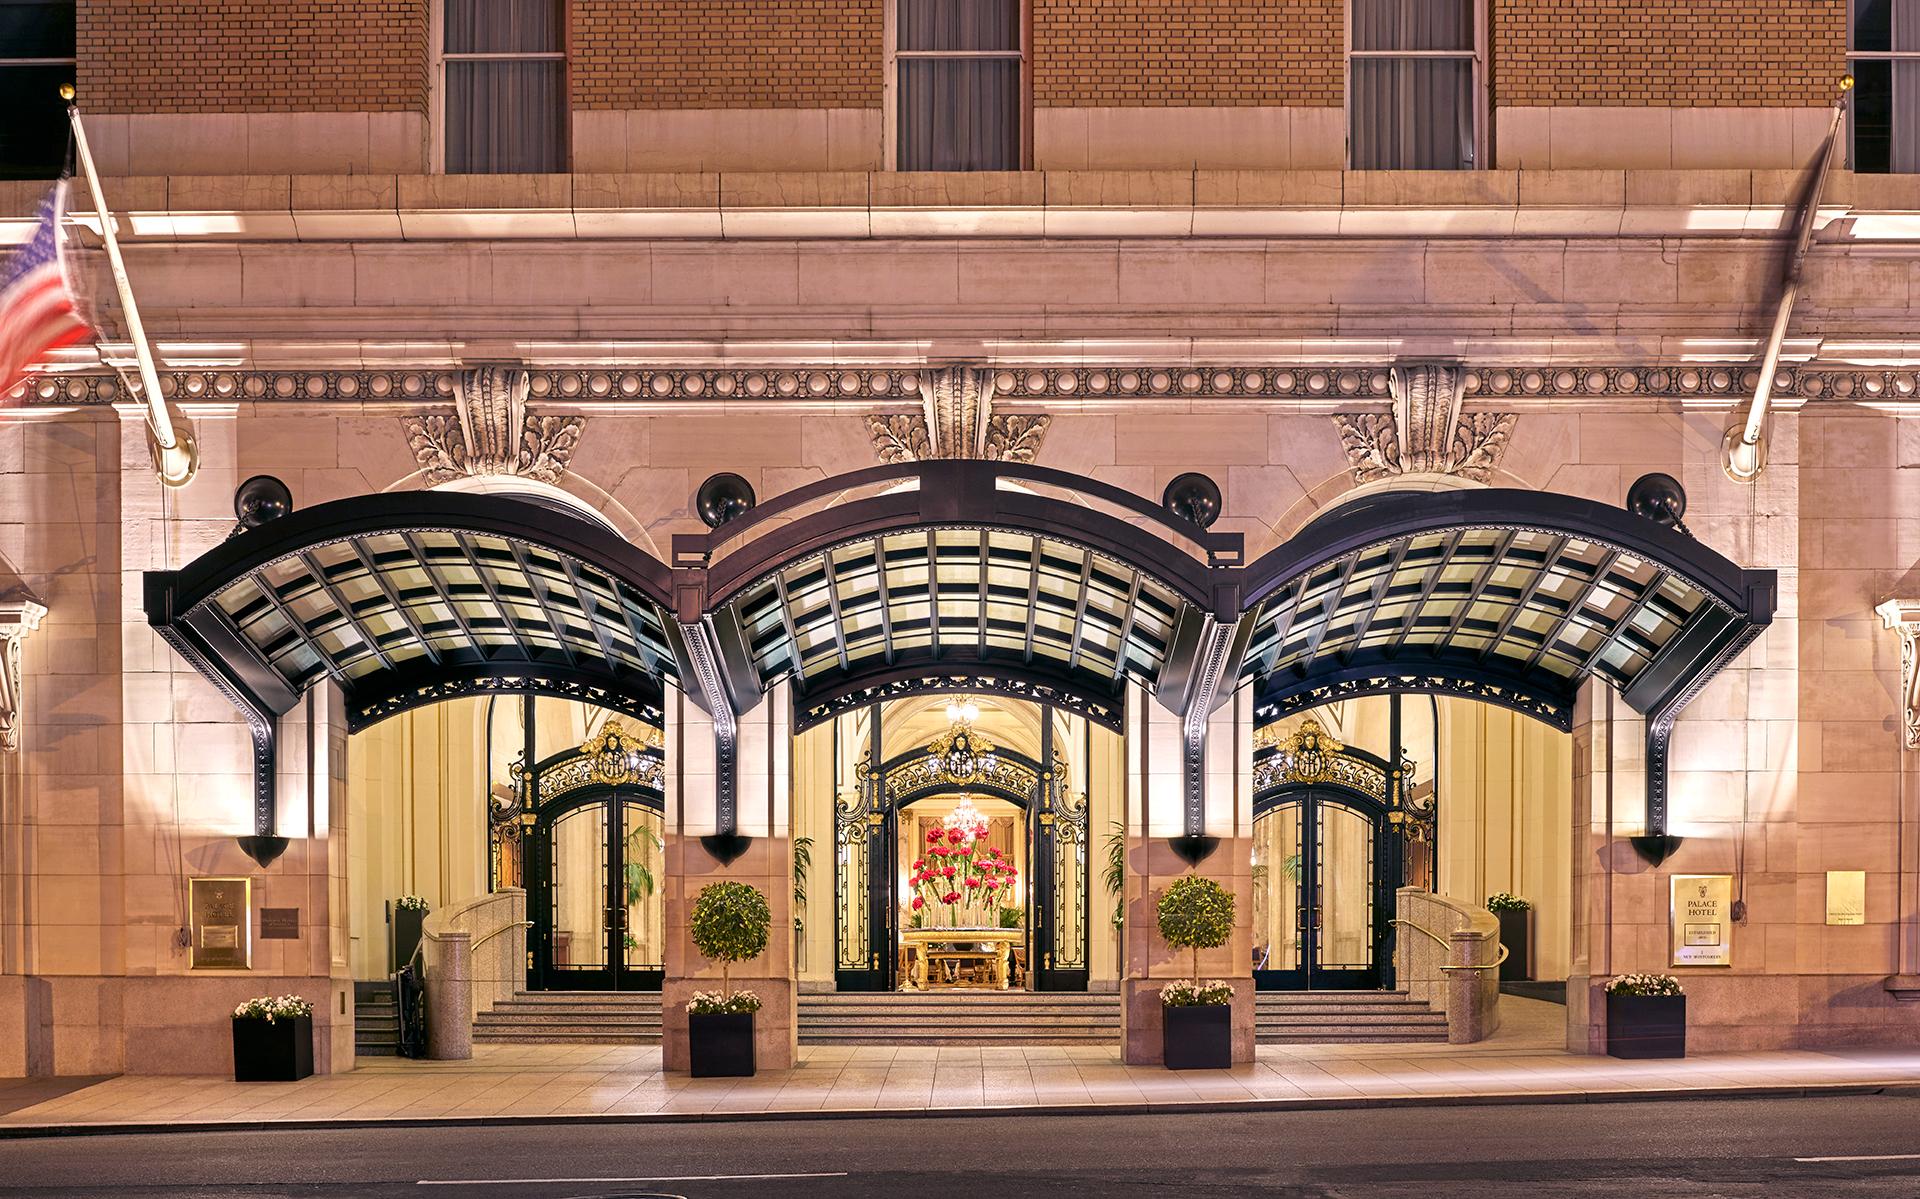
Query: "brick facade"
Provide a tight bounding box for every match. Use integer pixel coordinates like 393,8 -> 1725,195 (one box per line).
1032,0 -> 1342,107
76,1 -> 428,114
1492,0 -> 1847,107
67,1 -> 1851,119
571,1 -> 882,110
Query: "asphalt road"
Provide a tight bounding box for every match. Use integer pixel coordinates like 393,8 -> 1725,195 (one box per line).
5,1093 -> 1920,1198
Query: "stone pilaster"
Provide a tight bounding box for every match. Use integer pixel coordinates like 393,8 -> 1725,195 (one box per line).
661,678 -> 796,1072
1120,682 -> 1255,1065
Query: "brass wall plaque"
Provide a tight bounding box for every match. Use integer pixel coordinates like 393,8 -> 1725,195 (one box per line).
190,877 -> 252,970
1670,874 -> 1732,967
259,907 -> 301,940
1826,871 -> 1867,926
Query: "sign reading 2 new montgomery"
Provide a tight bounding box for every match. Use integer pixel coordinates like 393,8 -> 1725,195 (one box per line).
1670,874 -> 1733,967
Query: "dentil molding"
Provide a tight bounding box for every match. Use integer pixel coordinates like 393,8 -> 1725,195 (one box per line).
17,363 -> 1917,407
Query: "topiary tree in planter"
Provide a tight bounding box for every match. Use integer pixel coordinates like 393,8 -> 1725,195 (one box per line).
1155,875 -> 1237,1070
1157,874 -> 1235,984
686,881 -> 773,1078
690,880 -> 771,999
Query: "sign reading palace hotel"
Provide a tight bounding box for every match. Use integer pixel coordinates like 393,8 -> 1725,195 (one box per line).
1670,875 -> 1734,968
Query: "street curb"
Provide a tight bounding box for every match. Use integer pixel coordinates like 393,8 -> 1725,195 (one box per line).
2,1080 -> 1915,1140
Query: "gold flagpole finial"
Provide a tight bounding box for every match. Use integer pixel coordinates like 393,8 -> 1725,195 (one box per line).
58,84 -> 74,102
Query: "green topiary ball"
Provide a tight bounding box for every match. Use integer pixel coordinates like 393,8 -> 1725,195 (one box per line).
690,880 -> 772,968
1157,875 -> 1235,981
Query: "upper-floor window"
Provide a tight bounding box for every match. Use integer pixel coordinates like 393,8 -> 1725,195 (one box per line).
0,1 -> 73,180
1347,0 -> 1483,170
1851,0 -> 1913,172
890,0 -> 1026,171
439,0 -> 567,174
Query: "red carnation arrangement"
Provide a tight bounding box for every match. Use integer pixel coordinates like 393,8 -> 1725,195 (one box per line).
910,822 -> 1019,927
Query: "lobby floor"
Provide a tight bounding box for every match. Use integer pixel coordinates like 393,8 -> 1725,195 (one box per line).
4,1000 -> 1916,1132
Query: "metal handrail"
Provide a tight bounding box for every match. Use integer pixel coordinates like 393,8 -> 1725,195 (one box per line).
1389,917 -> 1510,972
470,919 -> 533,952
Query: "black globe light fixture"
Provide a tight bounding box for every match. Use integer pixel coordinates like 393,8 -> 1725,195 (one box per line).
696,472 -> 757,529
233,474 -> 294,529
1626,472 -> 1689,534
1162,472 -> 1223,528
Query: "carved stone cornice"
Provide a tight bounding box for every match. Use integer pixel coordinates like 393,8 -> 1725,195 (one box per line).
401,366 -> 583,485
1334,362 -> 1517,484
863,365 -> 1052,464
0,597 -> 48,755
16,363 -> 1920,407
1877,599 -> 1920,751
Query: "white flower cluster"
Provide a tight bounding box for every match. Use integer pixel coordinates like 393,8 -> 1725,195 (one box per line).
395,895 -> 431,912
1607,972 -> 1683,997
687,989 -> 762,1015
1160,979 -> 1234,1008
1486,892 -> 1532,913
232,994 -> 314,1023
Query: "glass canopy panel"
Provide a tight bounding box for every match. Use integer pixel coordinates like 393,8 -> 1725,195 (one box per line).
1249,516 -> 1739,729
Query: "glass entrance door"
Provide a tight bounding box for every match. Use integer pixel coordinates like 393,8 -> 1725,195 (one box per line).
528,791 -> 664,991
1253,788 -> 1395,991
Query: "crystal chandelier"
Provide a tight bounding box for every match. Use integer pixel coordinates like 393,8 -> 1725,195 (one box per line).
926,697 -> 998,784
942,793 -> 991,838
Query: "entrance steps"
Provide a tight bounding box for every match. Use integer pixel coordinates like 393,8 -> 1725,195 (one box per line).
353,980 -> 401,1057
799,991 -> 1120,1046
474,991 -> 662,1045
1255,991 -> 1450,1044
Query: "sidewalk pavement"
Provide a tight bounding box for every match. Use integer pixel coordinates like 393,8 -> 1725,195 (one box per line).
3,999 -> 1915,1135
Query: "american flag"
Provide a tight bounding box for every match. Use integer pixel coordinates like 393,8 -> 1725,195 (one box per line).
0,182 -> 90,403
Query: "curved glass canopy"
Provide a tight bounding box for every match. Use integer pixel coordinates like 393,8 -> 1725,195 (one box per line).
148,464 -> 1773,845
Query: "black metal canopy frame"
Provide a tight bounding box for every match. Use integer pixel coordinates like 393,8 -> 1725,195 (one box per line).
147,464 -> 1771,869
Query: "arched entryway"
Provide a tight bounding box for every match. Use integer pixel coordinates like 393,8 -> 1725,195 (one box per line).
828,694 -> 1094,994
517,721 -> 667,991
1251,717 -> 1403,991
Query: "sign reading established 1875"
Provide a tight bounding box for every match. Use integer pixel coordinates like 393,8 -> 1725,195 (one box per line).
1670,874 -> 1733,967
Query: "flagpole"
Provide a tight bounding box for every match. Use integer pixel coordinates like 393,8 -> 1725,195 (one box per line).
61,87 -> 197,488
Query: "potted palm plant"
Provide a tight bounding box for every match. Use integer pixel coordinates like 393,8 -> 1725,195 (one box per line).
1487,892 -> 1532,981
1606,973 -> 1686,1059
687,880 -> 772,1077
1157,874 -> 1236,1069
231,994 -> 314,1081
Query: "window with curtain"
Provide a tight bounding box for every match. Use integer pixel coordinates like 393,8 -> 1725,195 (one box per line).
1347,0 -> 1479,171
0,1 -> 74,180
1851,0 -> 1920,172
442,0 -> 567,174
894,0 -> 1024,171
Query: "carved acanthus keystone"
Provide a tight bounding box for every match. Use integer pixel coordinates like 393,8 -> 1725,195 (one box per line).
1334,362 -> 1517,484
0,596 -> 48,754
1878,599 -> 1920,750
864,366 -> 1052,465
403,366 -> 584,486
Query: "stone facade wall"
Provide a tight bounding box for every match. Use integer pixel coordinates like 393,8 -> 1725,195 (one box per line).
1491,0 -> 1848,108
1032,0 -> 1342,108
571,0 -> 883,110
76,0 -> 430,114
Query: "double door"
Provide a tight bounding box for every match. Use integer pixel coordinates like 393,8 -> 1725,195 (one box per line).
1253,787 -> 1398,991
527,791 -> 664,991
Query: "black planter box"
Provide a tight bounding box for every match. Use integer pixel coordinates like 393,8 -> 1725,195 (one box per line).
392,906 -> 425,974
1606,993 -> 1686,1059
1162,1003 -> 1232,1070
689,1011 -> 756,1077
1497,908 -> 1533,982
232,1014 -> 314,1082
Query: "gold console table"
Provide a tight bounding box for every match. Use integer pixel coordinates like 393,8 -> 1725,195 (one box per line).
902,929 -> 1023,991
